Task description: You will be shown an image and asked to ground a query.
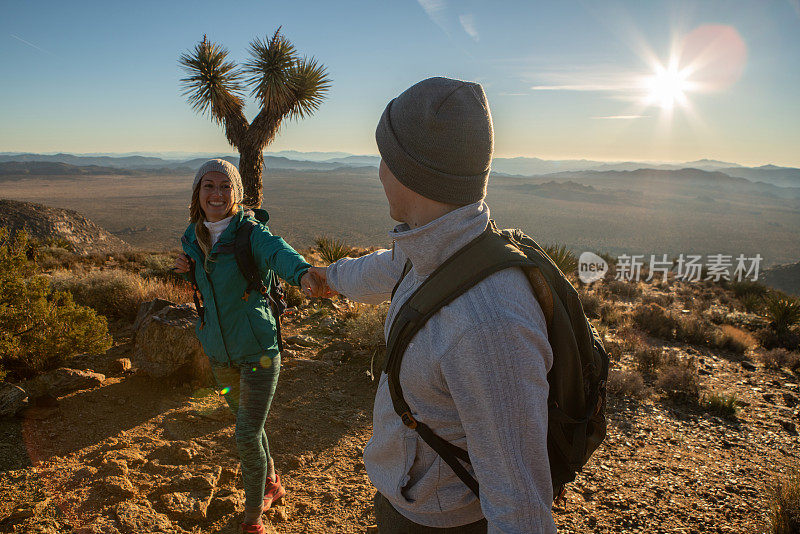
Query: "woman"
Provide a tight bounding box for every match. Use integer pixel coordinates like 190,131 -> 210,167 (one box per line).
174,159 -> 320,534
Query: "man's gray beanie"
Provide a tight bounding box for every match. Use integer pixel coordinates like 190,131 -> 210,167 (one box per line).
375,76 -> 494,205
192,159 -> 244,205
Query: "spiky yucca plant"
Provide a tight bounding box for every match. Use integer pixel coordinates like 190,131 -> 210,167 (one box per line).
315,236 -> 352,265
179,29 -> 331,207
765,295 -> 800,334
543,243 -> 578,276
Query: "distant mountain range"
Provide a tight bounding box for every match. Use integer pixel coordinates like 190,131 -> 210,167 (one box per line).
1,152 -> 799,189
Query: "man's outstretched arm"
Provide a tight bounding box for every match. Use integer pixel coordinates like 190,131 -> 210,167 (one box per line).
322,247 -> 407,305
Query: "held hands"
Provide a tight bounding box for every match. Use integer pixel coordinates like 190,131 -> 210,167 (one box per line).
175,253 -> 334,299
301,266 -> 337,299
174,253 -> 191,274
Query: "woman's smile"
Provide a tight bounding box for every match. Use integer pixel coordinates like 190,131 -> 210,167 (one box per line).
199,171 -> 235,222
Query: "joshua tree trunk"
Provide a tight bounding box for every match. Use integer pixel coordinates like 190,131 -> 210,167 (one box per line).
238,145 -> 265,208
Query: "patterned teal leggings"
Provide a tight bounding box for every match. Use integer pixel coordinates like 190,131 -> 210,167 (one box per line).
212,354 -> 281,510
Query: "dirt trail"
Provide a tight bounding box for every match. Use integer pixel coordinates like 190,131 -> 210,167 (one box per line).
1,310 -> 799,533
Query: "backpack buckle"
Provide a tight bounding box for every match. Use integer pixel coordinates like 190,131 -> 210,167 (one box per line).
400,412 -> 418,429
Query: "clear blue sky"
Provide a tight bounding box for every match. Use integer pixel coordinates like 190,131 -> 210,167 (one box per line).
2,0 -> 799,166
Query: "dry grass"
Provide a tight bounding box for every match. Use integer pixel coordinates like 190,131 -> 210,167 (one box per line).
632,303 -> 677,339
607,369 -> 648,399
604,279 -> 643,300
578,290 -> 602,319
642,293 -> 674,308
283,284 -> 306,308
342,303 -> 388,352
617,325 -> 647,352
655,359 -> 700,404
634,346 -> 667,380
769,468 -> 800,534
675,314 -> 714,346
711,325 -> 757,355
759,348 -> 800,371
600,302 -> 626,327
50,268 -> 193,321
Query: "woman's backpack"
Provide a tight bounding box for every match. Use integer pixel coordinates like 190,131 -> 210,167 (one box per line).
385,220 -> 609,501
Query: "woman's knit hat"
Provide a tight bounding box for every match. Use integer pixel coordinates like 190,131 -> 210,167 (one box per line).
375,77 -> 494,205
192,159 -> 244,204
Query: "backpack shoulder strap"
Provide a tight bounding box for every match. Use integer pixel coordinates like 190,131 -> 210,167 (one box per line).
385,222 -> 534,498
232,218 -> 288,352
233,220 -> 267,299
181,235 -> 206,328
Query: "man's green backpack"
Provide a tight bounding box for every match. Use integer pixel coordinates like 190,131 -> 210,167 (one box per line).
385,221 -> 608,500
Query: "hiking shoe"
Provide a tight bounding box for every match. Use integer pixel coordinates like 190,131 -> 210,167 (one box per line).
241,522 -> 267,534
263,473 -> 286,509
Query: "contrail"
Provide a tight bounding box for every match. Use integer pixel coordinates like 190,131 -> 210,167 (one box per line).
10,34 -> 56,57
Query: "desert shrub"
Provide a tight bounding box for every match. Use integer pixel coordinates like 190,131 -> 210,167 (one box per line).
600,302 -> 626,327
604,340 -> 623,361
607,369 -> 648,399
757,326 -> 800,352
634,346 -> 666,379
0,228 -> 112,380
642,293 -> 674,308
138,254 -> 177,279
655,359 -> 700,403
617,325 -> 646,352
765,295 -> 800,334
315,236 -> 353,264
711,325 -> 757,355
759,348 -> 800,371
283,284 -> 305,308
731,280 -> 769,299
675,314 -> 714,346
605,279 -> 642,300
739,293 -> 765,314
632,303 -> 677,339
35,245 -> 77,270
343,303 -> 388,352
768,468 -> 800,534
578,290 -> 601,319
701,392 -> 738,419
543,243 -> 577,275
51,268 -> 192,321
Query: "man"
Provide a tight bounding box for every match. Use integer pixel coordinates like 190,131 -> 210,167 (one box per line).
311,77 -> 557,533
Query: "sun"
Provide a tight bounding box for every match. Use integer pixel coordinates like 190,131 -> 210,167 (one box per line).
644,60 -> 691,110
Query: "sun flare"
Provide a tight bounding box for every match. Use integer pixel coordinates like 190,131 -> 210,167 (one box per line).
644,60 -> 691,110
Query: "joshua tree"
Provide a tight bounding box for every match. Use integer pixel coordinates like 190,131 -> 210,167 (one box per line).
179,29 -> 330,207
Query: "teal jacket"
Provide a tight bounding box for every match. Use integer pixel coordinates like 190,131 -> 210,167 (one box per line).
181,208 -> 310,366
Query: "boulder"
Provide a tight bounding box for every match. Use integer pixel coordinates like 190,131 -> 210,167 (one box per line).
133,298 -> 174,332
25,368 -> 105,400
133,301 -> 210,383
0,382 -> 28,417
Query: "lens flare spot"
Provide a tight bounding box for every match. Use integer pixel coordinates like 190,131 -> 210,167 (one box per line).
219,387 -> 231,395
260,355 -> 273,368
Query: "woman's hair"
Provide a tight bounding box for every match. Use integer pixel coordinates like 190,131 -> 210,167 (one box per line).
189,182 -> 239,271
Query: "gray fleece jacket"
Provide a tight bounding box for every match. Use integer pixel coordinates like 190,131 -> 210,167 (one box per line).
326,201 -> 557,533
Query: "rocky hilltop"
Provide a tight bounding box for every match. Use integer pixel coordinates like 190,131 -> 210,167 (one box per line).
0,198 -> 131,255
